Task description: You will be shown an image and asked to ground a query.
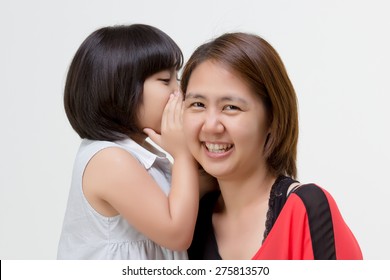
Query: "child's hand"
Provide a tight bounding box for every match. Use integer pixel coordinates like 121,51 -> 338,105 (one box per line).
144,91 -> 190,158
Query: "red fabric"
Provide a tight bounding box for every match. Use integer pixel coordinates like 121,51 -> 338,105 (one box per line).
323,190 -> 363,260
252,189 -> 363,260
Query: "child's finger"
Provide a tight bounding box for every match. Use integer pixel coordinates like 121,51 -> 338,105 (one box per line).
171,91 -> 183,125
143,128 -> 161,146
161,93 -> 175,131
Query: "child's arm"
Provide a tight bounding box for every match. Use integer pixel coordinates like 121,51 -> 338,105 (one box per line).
83,92 -> 199,251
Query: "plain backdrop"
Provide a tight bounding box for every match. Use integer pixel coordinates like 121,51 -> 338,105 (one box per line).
1,0 -> 389,260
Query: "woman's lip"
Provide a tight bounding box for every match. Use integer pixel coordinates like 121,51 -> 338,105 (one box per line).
202,142 -> 234,159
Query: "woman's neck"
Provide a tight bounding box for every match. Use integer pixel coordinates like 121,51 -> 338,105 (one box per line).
216,170 -> 277,216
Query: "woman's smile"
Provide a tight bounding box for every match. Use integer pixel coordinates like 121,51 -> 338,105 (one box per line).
203,142 -> 234,159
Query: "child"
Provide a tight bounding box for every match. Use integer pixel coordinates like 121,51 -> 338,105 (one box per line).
57,24 -> 199,259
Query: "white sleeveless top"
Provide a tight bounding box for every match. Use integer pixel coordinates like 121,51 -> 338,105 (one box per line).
57,138 -> 188,260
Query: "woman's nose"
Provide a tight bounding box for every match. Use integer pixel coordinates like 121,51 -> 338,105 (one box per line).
202,111 -> 224,134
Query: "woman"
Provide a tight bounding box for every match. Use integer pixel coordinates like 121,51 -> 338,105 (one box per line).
181,32 -> 363,260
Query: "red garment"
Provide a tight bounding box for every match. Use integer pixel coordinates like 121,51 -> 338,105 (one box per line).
253,185 -> 363,260
188,176 -> 363,260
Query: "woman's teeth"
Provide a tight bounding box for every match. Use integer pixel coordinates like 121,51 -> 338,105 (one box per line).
205,143 -> 233,153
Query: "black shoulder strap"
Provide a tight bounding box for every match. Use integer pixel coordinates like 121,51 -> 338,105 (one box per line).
294,184 -> 336,259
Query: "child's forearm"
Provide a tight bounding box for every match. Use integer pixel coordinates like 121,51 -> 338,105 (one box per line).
166,154 -> 199,250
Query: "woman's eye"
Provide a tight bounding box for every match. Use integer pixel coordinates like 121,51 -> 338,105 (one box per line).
224,105 -> 240,111
191,102 -> 205,108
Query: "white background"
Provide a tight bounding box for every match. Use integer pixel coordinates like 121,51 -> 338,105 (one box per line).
0,0 -> 389,260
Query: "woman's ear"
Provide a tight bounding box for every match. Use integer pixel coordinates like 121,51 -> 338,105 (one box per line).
264,112 -> 273,153
264,132 -> 271,149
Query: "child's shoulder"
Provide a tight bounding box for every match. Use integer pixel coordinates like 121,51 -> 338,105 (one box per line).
79,138 -> 142,172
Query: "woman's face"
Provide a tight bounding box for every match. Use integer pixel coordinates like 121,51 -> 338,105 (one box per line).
138,69 -> 179,134
183,60 -> 270,180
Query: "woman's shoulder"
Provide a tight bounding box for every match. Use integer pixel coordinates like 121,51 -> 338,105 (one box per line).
285,183 -> 363,259
287,183 -> 343,228
289,183 -> 336,209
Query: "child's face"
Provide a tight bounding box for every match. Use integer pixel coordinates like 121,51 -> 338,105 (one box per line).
138,69 -> 179,134
183,60 -> 270,180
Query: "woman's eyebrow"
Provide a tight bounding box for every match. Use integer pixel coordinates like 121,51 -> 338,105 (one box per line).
219,96 -> 249,105
186,93 -> 245,100
185,93 -> 206,100
185,93 -> 249,106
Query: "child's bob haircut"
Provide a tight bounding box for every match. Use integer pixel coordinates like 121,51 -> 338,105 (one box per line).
64,24 -> 183,141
